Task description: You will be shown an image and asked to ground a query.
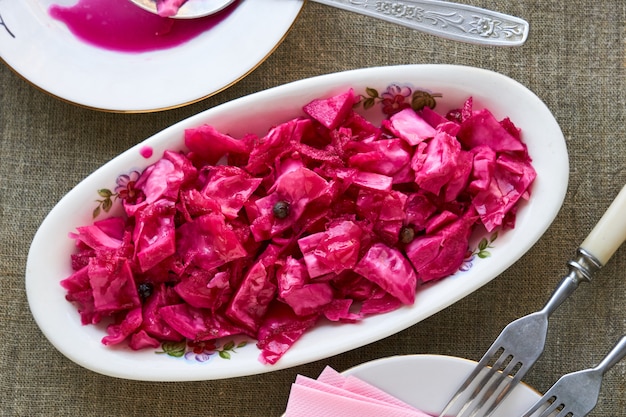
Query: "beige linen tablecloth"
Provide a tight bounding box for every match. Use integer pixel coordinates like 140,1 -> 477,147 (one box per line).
1,1 -> 626,415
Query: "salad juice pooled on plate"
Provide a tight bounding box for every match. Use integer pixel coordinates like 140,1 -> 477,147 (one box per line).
49,0 -> 238,53
60,89 -> 536,365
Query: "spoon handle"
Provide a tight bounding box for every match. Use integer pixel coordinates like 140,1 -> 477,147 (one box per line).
310,0 -> 529,46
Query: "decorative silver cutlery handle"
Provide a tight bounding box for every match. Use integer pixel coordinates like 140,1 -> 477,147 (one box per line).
313,0 -> 529,46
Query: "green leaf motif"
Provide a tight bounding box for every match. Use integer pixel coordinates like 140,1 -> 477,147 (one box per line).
155,339 -> 249,362
213,339 -> 246,361
98,189 -> 113,198
411,91 -> 441,111
158,341 -> 186,358
93,188 -> 118,219
363,97 -> 376,110
102,198 -> 113,212
365,87 -> 379,98
470,232 -> 498,260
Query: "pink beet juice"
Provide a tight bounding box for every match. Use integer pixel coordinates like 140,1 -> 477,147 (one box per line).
49,0 -> 238,53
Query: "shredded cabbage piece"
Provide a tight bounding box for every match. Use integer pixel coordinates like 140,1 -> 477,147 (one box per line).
62,92 -> 536,364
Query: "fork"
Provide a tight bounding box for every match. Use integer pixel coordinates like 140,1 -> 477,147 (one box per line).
521,335 -> 626,417
438,184 -> 626,417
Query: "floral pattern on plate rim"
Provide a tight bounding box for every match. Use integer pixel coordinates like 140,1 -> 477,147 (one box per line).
87,84 -> 495,363
158,339 -> 248,362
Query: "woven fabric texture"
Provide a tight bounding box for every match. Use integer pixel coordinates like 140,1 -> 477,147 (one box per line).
1,1 -> 625,415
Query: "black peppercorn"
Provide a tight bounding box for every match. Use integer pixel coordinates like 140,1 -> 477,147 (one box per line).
138,282 -> 154,300
399,226 -> 415,244
272,201 -> 290,219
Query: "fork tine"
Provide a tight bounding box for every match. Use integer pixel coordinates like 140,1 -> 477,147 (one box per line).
455,312 -> 552,416
479,360 -> 527,416
524,336 -> 626,417
522,393 -> 558,417
466,355 -> 522,417
438,346 -> 503,417
539,404 -> 558,417
535,399 -> 562,417
441,346 -> 521,417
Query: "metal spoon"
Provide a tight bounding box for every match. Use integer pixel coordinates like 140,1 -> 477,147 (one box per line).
129,0 -> 529,46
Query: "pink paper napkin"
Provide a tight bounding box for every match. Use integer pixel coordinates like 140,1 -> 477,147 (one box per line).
284,366 -> 432,417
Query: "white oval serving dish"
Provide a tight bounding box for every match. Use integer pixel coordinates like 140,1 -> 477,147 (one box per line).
26,64 -> 569,381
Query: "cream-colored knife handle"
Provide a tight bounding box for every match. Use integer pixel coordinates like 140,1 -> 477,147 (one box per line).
580,185 -> 626,266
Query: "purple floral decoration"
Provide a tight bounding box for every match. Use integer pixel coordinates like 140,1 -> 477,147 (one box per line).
379,84 -> 412,115
357,83 -> 442,116
158,339 -> 248,362
185,340 -> 218,362
459,232 -> 498,272
93,170 -> 141,218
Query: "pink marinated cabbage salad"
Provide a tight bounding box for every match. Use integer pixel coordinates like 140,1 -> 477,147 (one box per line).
61,90 -> 536,364
155,0 -> 188,17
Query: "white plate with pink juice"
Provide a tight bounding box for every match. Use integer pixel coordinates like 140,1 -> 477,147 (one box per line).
0,0 -> 303,112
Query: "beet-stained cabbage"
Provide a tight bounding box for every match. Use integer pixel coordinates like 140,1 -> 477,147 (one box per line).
62,90 -> 536,365
154,0 -> 188,17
